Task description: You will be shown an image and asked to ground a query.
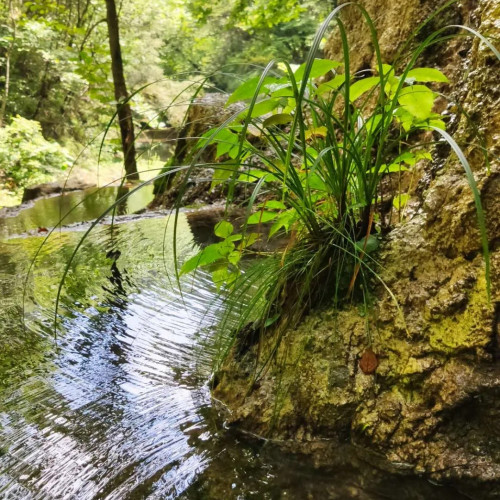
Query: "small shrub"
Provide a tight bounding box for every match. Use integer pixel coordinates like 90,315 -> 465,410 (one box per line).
0,116 -> 71,191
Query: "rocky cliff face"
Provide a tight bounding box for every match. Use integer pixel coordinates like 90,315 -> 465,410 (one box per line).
213,1 -> 500,495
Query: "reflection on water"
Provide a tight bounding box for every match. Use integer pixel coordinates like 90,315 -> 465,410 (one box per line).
0,194 -> 471,499
0,185 -> 154,239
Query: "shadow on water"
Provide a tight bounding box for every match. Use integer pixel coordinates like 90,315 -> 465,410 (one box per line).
0,191 -> 475,499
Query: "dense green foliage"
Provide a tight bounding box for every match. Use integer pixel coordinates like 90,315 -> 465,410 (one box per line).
0,116 -> 70,190
0,0 -> 112,140
0,0 -> 328,206
180,59 -> 447,300
161,0 -> 331,91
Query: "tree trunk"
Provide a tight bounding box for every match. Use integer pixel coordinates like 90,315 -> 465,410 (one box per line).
0,43 -> 11,128
0,0 -> 14,127
104,0 -> 138,181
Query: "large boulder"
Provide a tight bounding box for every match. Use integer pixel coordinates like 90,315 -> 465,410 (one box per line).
213,0 -> 500,495
150,93 -> 245,208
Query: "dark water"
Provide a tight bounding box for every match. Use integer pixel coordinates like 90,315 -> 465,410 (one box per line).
0,191 -> 471,499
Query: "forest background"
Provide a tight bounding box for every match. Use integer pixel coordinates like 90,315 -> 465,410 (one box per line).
0,0 -> 333,206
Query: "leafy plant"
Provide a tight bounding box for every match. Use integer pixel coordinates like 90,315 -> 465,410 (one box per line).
176,1 -> 494,374
0,116 -> 71,190
184,62 -> 448,291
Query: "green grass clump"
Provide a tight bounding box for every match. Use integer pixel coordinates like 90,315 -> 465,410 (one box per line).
176,1 -> 496,375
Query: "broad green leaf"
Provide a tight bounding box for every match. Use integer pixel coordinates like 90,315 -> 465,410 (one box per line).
381,163 -> 409,174
227,251 -> 241,266
375,150 -> 433,174
364,114 -> 383,133
269,209 -> 297,237
305,126 -> 327,140
269,222 -> 282,238
212,267 -> 229,289
180,241 -> 234,275
381,64 -> 394,76
393,193 -> 410,210
247,210 -> 279,224
394,107 -> 414,131
306,147 -> 319,159
258,200 -> 286,210
294,59 -> 341,81
283,97 -> 296,114
227,234 -> 243,242
267,83 -> 292,94
379,64 -> 399,96
238,169 -> 273,182
315,74 -> 345,95
406,68 -> 449,83
214,220 -> 233,238
212,266 -> 238,290
210,162 -> 239,190
397,85 -> 435,121
197,127 -> 234,151
214,129 -> 239,158
226,76 -> 279,105
393,150 -> 432,166
240,232 -> 260,248
268,84 -> 294,98
392,151 -> 415,165
306,172 -> 328,191
416,151 -> 433,161
426,118 -> 446,130
349,77 -> 380,102
263,113 -> 293,128
248,98 -> 280,118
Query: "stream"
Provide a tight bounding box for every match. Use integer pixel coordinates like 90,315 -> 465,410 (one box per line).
0,187 -> 473,499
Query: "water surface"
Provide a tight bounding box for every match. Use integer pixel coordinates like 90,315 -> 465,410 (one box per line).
0,189 -> 472,499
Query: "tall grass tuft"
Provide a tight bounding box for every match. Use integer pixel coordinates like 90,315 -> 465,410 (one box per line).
176,1 -> 497,382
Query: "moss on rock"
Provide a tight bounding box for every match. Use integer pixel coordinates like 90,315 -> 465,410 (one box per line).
213,0 -> 500,493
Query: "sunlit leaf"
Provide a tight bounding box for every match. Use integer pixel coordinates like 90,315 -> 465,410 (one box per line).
258,200 -> 286,210
393,193 -> 410,210
294,59 -> 341,80
240,232 -> 260,248
214,220 -> 233,238
226,76 -> 279,105
263,113 -> 293,128
238,169 -> 278,182
269,209 -> 297,237
305,126 -> 327,140
247,210 -> 279,224
397,85 -> 435,121
227,251 -> 241,265
211,161 -> 239,190
180,241 -> 234,275
406,68 -> 449,83
315,74 -> 345,95
349,76 -> 379,102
